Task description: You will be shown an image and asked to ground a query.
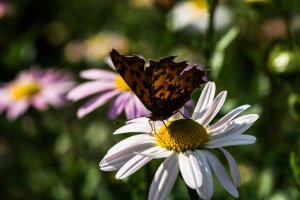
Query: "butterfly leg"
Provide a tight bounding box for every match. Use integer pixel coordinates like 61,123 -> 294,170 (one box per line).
148,119 -> 168,146
162,120 -> 171,137
177,109 -> 188,118
148,118 -> 156,134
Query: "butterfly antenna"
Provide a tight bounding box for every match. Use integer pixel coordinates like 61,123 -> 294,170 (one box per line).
114,120 -> 126,125
148,119 -> 167,146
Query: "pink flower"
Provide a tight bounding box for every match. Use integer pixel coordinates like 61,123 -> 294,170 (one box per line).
67,59 -> 150,120
0,0 -> 11,18
0,67 -> 75,120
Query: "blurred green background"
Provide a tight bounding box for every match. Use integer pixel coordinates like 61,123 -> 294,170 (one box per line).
1,0 -> 300,199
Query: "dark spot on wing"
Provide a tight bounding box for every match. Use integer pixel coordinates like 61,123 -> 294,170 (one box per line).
167,85 -> 175,91
118,69 -> 125,77
142,80 -> 148,88
136,71 -> 141,79
139,88 -> 146,96
130,69 -> 135,76
131,81 -> 137,91
138,64 -> 144,71
185,76 -> 191,82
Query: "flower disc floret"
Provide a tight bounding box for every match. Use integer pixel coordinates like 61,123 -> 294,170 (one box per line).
115,75 -> 130,91
156,118 -> 209,153
10,83 -> 41,100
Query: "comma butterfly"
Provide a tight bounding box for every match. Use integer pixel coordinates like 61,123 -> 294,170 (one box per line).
110,49 -> 207,120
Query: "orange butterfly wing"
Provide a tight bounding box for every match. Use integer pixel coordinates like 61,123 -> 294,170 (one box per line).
110,49 -> 207,120
150,57 -> 207,119
110,49 -> 154,111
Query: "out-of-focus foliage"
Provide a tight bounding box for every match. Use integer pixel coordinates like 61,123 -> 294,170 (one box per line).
0,0 -> 300,199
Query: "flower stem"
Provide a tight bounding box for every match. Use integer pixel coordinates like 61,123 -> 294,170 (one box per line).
180,173 -> 200,200
186,185 -> 200,200
204,0 -> 219,60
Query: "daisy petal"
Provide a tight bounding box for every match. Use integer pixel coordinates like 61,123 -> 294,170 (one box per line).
100,149 -> 142,171
210,114 -> 259,140
126,117 -> 164,129
203,150 -> 239,198
108,134 -> 156,155
77,90 -> 120,118
114,117 -> 164,135
208,135 -> 256,148
0,89 -> 10,113
139,146 -> 172,159
192,82 -> 215,120
220,148 -> 241,186
125,95 -> 143,120
67,81 -> 115,101
32,95 -> 48,110
179,151 -> 203,189
80,69 -> 116,80
194,150 -> 213,200
40,89 -> 66,107
198,91 -> 227,126
113,121 -> 152,134
149,154 -> 179,200
126,117 -> 150,124
7,100 -> 29,120
100,136 -> 156,171
116,146 -> 161,179
108,92 -> 131,119
209,105 -> 250,133
132,95 -> 149,118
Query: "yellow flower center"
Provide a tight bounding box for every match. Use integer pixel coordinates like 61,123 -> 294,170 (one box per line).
115,75 -> 130,91
156,118 -> 209,153
10,82 -> 41,100
193,0 -> 208,12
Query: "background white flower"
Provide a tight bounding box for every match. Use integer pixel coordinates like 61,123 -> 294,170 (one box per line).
167,0 -> 232,32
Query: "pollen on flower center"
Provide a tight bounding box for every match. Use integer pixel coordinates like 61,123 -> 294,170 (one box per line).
193,0 -> 208,12
155,118 -> 209,153
115,75 -> 130,91
10,82 -> 41,100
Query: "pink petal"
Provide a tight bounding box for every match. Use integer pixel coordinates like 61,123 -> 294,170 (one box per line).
132,95 -> 149,118
108,92 -> 131,119
41,90 -> 65,107
45,81 -> 75,94
0,88 -> 10,113
104,57 -> 116,70
32,95 -> 48,110
77,90 -> 120,118
67,81 -> 116,101
7,100 -> 30,120
124,95 -> 135,120
80,69 -> 116,80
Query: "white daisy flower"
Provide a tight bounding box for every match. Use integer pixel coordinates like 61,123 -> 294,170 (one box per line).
100,82 -> 258,200
167,0 -> 232,33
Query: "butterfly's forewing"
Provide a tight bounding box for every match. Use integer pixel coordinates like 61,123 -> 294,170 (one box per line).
110,49 -> 154,111
177,64 -> 207,95
150,58 -> 207,119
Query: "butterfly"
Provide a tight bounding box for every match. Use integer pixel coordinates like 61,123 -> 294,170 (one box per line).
110,49 -> 207,120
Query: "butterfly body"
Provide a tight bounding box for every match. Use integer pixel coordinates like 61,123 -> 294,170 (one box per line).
110,49 -> 207,120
